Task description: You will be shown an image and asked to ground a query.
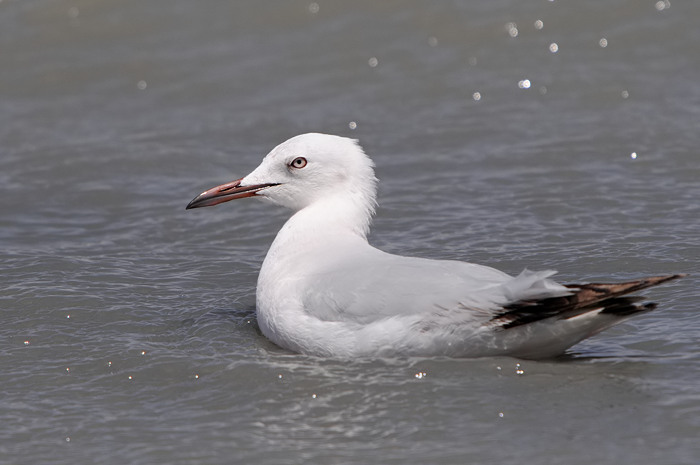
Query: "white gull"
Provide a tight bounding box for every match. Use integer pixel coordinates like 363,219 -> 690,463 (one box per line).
187,133 -> 683,359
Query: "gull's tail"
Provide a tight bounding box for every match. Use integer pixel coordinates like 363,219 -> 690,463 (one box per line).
491,274 -> 686,359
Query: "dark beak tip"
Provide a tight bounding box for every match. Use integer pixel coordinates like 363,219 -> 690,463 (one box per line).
185,179 -> 278,211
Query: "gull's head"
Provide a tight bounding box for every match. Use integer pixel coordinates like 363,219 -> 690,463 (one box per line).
186,133 -> 378,215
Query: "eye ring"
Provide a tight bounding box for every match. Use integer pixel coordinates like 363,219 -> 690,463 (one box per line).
289,157 -> 307,169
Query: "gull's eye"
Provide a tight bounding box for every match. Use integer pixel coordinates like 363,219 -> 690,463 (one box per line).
289,157 -> 307,169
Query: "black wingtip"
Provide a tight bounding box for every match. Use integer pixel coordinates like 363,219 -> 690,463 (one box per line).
599,299 -> 657,316
492,274 -> 685,330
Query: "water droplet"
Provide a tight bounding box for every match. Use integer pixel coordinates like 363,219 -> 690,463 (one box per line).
140,350 -> 146,356
194,374 -> 199,379
308,2 -> 319,14
468,57 -> 477,66
655,0 -> 670,11
65,367 -> 70,373
414,372 -> 427,379
348,121 -> 357,130
311,393 -> 317,399
128,375 -> 133,380
428,36 -> 438,47
66,314 -> 71,319
599,38 -> 608,48
534,20 -> 544,30
549,42 -> 559,53
368,57 -> 379,68
65,437 -> 71,443
539,86 -> 548,95
498,412 -> 505,418
137,80 -> 147,90
518,79 -> 531,89
630,152 -> 638,159
107,361 -> 112,367
505,22 -> 518,38
23,340 -> 30,346
472,92 -> 481,101
621,90 -> 629,99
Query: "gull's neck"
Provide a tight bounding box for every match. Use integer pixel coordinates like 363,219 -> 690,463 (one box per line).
286,191 -> 375,240
259,192 -> 374,285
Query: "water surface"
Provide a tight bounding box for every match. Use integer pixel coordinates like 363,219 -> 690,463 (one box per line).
2,1 -> 699,464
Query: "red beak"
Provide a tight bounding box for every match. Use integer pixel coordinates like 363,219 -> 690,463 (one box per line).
186,178 -> 280,209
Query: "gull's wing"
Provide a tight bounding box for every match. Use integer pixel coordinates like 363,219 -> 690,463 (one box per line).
299,245 -> 571,325
492,274 -> 684,329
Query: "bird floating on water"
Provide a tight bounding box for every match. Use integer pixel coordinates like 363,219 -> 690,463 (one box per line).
187,133 -> 683,359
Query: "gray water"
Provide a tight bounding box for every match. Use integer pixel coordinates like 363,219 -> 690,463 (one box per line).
2,1 -> 699,464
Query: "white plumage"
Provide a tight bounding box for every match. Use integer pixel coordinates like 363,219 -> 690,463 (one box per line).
187,133 -> 682,359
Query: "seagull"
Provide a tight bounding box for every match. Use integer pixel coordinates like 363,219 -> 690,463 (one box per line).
186,133 -> 683,359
